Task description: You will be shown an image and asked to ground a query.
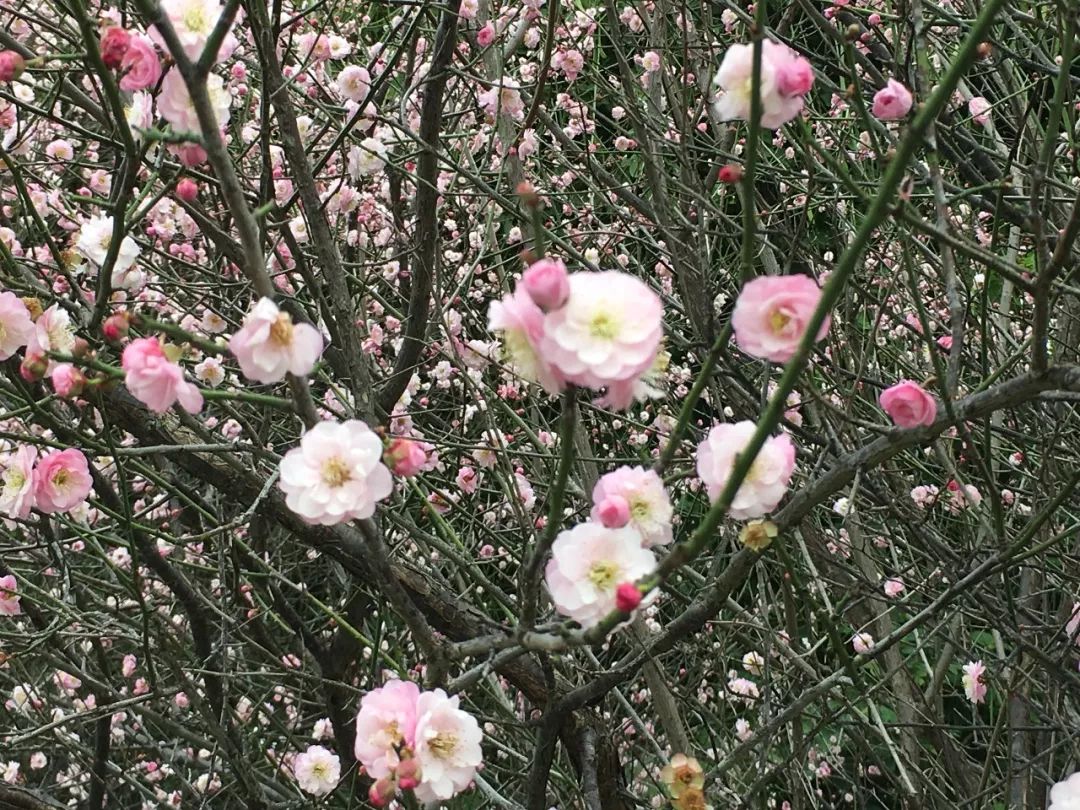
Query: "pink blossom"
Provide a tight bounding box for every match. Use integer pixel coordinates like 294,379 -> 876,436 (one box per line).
175,178 -> 199,202
713,40 -> 813,129
335,65 -> 371,102
32,449 -> 92,514
591,465 -> 673,546
851,632 -> 874,654
879,380 -> 937,428
278,420 -> 393,525
871,79 -> 913,120
0,292 -> 35,360
0,51 -> 24,83
544,522 -> 656,628
49,363 -> 85,398
412,689 -> 484,804
228,298 -> 323,383
732,275 -> 830,363
1,445 -> 37,519
521,258 -> 570,311
962,660 -> 987,703
150,0 -> 237,63
0,574 -> 20,616
118,35 -> 161,92
122,655 -> 138,677
968,96 -> 991,126
883,578 -> 905,598
100,27 -> 132,69
539,271 -> 663,409
456,466 -> 479,494
476,22 -> 496,46
121,338 -> 204,414
488,287 -> 564,393
696,422 -> 796,519
293,745 -> 341,796
354,679 -> 420,779
384,437 -> 426,477
615,582 -> 642,612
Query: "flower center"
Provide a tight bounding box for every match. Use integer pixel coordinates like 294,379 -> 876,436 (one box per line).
182,5 -> 208,32
589,312 -> 618,340
52,469 -> 70,490
630,497 -> 649,521
588,560 -> 619,590
311,762 -> 327,778
769,309 -> 791,333
269,313 -> 294,346
321,457 -> 351,487
429,732 -> 458,759
4,469 -> 24,491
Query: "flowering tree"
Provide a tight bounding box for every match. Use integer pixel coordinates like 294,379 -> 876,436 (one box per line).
2,0 -> 1080,806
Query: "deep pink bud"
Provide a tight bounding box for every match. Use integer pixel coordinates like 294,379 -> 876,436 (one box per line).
615,582 -> 642,613
368,777 -> 396,807
100,27 -> 132,69
718,163 -> 743,184
396,758 -> 421,790
384,437 -> 426,477
175,178 -> 199,202
521,258 -> 570,311
177,144 -> 208,167
50,364 -> 86,398
102,312 -> 131,342
0,51 -> 25,83
596,494 -> 631,528
19,354 -> 47,382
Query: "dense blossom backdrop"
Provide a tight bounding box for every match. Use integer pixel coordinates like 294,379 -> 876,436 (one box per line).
1,0 -> 1080,806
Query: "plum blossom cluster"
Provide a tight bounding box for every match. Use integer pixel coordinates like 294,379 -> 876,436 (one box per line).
1,447 -> 92,520
354,679 -> 483,805
489,257 -> 665,410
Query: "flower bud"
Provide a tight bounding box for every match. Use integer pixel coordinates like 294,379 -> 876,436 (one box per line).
0,51 -> 25,83
521,258 -> 570,311
384,437 -> 426,477
596,495 -> 630,528
102,311 -> 131,342
615,582 -> 642,613
718,163 -> 743,184
50,364 -> 86,398
175,178 -> 199,203
368,777 -> 396,807
396,757 -> 421,791
19,354 -> 47,382
99,27 -> 132,69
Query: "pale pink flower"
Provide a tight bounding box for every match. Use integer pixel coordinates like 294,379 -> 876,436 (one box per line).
851,632 -> 874,654
456,466 -> 479,494
0,292 -> 34,360
696,422 -> 796,519
476,22 -> 496,46
278,420 -> 393,525
488,287 -> 564,393
118,35 -> 161,92
122,338 -> 204,414
150,0 -> 237,62
590,466 -> 673,547
521,258 -> 570,311
0,574 -> 20,616
883,578 -> 905,598
539,271 -> 663,409
50,364 -> 85,398
478,78 -> 524,119
32,449 -> 92,514
30,304 -> 76,359
228,298 -> 323,383
1050,772 -> 1080,810
544,522 -> 656,628
122,655 -> 138,677
354,679 -> 420,780
961,660 -> 987,704
158,69 -> 231,134
1066,603 -> 1080,646
732,274 -> 830,363
293,745 -> 340,796
335,65 -> 371,102
879,380 -> 937,428
968,96 -> 991,126
871,79 -> 913,120
412,689 -> 484,804
713,40 -> 813,129
0,445 -> 37,519
949,483 -> 982,512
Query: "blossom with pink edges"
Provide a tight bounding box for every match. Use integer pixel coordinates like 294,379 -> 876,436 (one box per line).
696,421 -> 796,519
590,465 -> 673,547
0,574 -> 20,615
354,679 -> 421,779
539,271 -> 662,408
713,40 -> 814,129
278,420 -> 393,525
122,338 -> 204,414
520,258 -> 570,312
0,445 -> 37,519
732,274 -> 830,363
879,380 -> 937,428
0,292 -> 35,360
32,448 -> 92,513
544,522 -> 656,628
962,660 -> 987,704
293,745 -> 340,796
228,298 -> 323,383
412,688 -> 484,804
488,287 -> 564,393
150,0 -> 237,63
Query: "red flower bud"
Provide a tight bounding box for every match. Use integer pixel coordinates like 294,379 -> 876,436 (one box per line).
615,582 -> 643,613
99,27 -> 132,69
718,163 -> 743,184
0,51 -> 25,83
102,312 -> 131,342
